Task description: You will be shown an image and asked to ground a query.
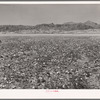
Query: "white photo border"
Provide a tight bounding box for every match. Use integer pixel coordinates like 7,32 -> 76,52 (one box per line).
0,1 -> 100,99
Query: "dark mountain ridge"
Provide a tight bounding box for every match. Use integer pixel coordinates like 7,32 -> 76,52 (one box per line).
0,21 -> 100,32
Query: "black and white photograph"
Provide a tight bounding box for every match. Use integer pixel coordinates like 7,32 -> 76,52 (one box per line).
0,2 -> 100,90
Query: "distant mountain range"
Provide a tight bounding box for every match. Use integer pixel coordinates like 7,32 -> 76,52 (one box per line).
0,21 -> 100,33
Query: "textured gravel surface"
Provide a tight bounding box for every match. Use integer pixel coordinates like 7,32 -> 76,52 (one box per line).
0,36 -> 100,89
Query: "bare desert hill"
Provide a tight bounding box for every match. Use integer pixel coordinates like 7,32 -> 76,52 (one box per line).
0,21 -> 100,34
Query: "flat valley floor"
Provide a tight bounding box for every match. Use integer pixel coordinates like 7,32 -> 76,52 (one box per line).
0,34 -> 100,89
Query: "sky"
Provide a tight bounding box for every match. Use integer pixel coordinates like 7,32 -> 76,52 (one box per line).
0,4 -> 100,25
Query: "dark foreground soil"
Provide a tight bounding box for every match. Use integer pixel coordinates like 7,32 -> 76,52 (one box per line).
0,36 -> 100,89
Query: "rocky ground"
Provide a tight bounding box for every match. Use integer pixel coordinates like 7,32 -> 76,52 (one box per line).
0,36 -> 100,89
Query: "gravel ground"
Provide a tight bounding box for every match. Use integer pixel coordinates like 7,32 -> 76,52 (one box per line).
0,36 -> 100,89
